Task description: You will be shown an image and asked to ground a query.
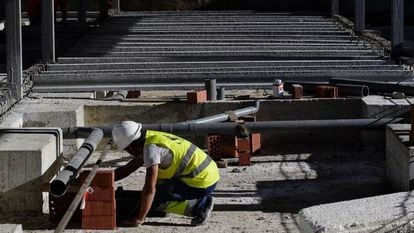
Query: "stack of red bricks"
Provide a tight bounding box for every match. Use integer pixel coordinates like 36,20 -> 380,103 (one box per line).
206,117 -> 261,166
49,170 -> 116,230
81,170 -> 116,230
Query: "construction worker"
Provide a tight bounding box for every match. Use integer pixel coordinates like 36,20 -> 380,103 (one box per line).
112,121 -> 220,226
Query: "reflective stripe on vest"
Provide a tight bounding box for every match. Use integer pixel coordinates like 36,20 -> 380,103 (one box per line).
174,143 -> 213,179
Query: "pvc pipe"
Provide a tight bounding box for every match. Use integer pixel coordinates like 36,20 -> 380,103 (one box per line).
185,100 -> 260,124
62,116 -> 402,140
50,128 -> 103,197
330,78 -> 414,96
142,118 -> 403,135
217,87 -> 226,100
205,79 -> 217,101
336,84 -> 369,97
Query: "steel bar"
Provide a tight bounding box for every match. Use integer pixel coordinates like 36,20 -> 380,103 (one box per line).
5,0 -> 23,99
50,128 -> 103,197
41,0 -> 55,62
330,78 -> 414,95
54,142 -> 111,233
391,0 -> 404,58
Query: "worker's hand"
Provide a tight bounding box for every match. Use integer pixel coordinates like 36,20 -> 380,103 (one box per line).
119,218 -> 144,227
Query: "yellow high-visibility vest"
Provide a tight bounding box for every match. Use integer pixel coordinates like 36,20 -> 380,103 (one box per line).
144,130 -> 220,188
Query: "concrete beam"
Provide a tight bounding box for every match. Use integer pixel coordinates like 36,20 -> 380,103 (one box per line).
5,0 -> 23,99
41,0 -> 55,62
354,0 -> 365,33
391,0 -> 404,58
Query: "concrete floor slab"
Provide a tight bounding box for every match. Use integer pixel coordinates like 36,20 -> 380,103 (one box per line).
298,191 -> 414,233
0,224 -> 22,233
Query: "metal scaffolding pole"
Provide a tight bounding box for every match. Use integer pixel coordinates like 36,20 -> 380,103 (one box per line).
391,0 -> 404,58
42,0 -> 55,62
5,0 -> 23,99
354,0 -> 365,33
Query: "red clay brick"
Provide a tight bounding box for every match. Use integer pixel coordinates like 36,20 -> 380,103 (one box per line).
79,170 -> 115,188
82,201 -> 116,216
237,138 -> 250,152
84,187 -> 115,202
206,135 -> 221,161
315,86 -> 338,98
238,152 -> 251,166
126,90 -> 141,98
250,133 -> 261,155
82,215 -> 116,230
291,84 -> 303,99
220,135 -> 237,147
220,145 -> 238,158
187,90 -> 207,104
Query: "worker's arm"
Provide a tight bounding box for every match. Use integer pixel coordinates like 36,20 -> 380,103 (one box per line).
114,156 -> 143,181
136,164 -> 158,223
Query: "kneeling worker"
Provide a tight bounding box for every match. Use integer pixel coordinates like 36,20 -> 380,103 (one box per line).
112,121 -> 220,226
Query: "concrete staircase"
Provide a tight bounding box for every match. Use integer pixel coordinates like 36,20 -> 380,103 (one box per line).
32,11 -> 414,92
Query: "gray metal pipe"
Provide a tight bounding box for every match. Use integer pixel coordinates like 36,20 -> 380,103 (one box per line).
336,84 -> 369,97
217,87 -> 226,100
142,118 -> 403,135
184,100 -> 260,124
205,79 -> 217,101
50,128 -> 104,197
61,116 -> 401,139
330,78 -> 414,96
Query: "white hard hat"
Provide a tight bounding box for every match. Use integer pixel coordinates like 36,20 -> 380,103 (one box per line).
112,121 -> 142,150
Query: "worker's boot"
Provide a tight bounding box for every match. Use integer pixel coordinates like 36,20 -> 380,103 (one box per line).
191,195 -> 214,226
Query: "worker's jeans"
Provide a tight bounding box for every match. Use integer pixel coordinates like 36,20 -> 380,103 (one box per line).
152,178 -> 217,216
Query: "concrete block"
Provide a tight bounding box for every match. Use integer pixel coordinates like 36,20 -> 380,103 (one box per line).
23,106 -> 85,159
298,191 -> 414,233
0,224 -> 23,233
0,133 -> 60,213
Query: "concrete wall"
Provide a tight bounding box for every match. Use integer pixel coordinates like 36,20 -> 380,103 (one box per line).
386,124 -> 414,191
84,98 -> 363,153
